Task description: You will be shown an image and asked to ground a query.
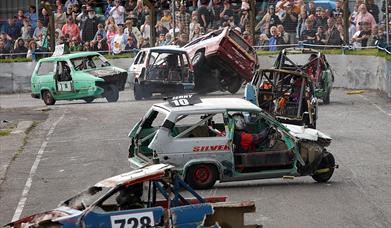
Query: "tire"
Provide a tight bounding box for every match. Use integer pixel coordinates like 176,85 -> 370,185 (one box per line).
134,83 -> 143,100
105,84 -> 119,102
42,90 -> 56,105
186,164 -> 218,189
323,88 -> 331,104
227,78 -> 243,94
83,97 -> 95,103
192,51 -> 205,69
312,152 -> 335,183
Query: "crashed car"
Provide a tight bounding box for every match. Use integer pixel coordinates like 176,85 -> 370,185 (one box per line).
244,68 -> 318,128
5,164 -> 260,228
31,52 -> 127,105
184,27 -> 258,94
128,46 -> 194,100
274,48 -> 334,104
128,96 -> 336,189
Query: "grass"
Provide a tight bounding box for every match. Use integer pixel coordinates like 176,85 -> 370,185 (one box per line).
0,129 -> 12,136
256,48 -> 391,61
14,121 -> 38,157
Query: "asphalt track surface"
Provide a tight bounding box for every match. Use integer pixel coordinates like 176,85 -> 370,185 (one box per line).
0,88 -> 390,227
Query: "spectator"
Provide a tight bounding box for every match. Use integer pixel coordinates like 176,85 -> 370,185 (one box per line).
33,20 -> 47,41
81,9 -> 99,42
189,11 -> 201,40
125,0 -> 137,15
356,4 -> 376,31
268,26 -> 279,51
4,17 -> 21,40
256,5 -> 281,35
256,34 -> 269,50
40,8 -> 50,27
0,40 -> 10,59
325,18 -> 343,45
65,0 -> 79,10
139,36 -> 150,48
65,4 -> 77,21
111,26 -> 128,54
156,33 -> 166,46
69,37 -> 82,52
197,0 -> 212,30
315,26 -> 326,45
55,8 -> 67,30
76,5 -> 88,32
133,0 -> 146,27
352,21 -> 372,48
105,16 -> 116,30
277,24 -> 289,45
56,0 -> 65,13
280,4 -> 298,44
296,11 -> 307,41
140,15 -> 151,40
176,4 -> 191,35
26,40 -> 37,60
161,10 -> 172,29
242,31 -> 252,45
161,33 -> 172,45
82,41 -> 91,51
306,0 -> 316,17
124,18 -> 142,45
125,35 -> 138,49
191,24 -> 202,41
314,7 -> 328,30
219,0 -> 234,26
155,21 -> 169,36
13,38 -> 28,57
366,0 -> 379,23
301,20 -> 316,44
95,23 -> 108,40
110,0 -> 126,25
337,24 -> 345,42
62,17 -> 81,41
212,0 -> 224,27
0,32 -> 12,51
106,24 -> 118,51
366,25 -> 378,46
27,5 -> 38,29
21,19 -> 32,40
105,0 -> 114,18
16,9 -> 25,28
95,33 -> 109,51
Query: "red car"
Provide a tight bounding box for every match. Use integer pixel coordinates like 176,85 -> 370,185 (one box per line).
184,27 -> 258,94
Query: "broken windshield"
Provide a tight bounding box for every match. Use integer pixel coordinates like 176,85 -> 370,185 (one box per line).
71,55 -> 111,71
60,186 -> 111,210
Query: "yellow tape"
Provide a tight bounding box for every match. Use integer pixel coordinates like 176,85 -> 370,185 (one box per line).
346,90 -> 365,95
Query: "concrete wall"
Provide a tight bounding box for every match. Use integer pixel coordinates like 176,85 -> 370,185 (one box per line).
0,55 -> 389,97
258,54 -> 391,97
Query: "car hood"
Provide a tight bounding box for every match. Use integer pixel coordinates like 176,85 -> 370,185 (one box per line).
283,124 -> 332,141
85,67 -> 124,77
4,206 -> 81,227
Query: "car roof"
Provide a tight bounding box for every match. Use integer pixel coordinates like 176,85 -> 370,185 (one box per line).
144,45 -> 187,54
281,48 -> 322,55
258,68 -> 311,79
94,164 -> 173,188
39,52 -> 102,62
154,98 -> 262,113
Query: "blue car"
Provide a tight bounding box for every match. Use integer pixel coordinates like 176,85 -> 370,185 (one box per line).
6,164 -> 258,228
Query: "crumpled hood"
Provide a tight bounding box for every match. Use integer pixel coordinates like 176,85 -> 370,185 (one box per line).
5,206 -> 81,227
86,67 -> 123,77
283,124 -> 332,141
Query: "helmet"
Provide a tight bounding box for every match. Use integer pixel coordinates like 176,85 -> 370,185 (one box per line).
232,113 -> 246,130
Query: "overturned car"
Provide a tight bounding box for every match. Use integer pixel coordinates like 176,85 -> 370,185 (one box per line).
128,96 -> 336,189
5,164 -> 260,228
184,27 -> 258,94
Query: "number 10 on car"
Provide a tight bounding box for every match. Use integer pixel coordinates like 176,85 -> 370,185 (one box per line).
110,212 -> 154,228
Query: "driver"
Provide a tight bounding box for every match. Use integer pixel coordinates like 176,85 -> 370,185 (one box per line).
232,113 -> 269,153
116,183 -> 143,210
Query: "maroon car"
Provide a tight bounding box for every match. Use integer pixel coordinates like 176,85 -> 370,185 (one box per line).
184,27 -> 258,94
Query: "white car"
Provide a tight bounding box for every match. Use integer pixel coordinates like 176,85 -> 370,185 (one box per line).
128,96 -> 336,189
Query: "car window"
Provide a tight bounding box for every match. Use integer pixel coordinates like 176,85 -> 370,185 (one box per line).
139,52 -> 147,65
71,55 -> 110,71
133,51 -> 143,64
228,30 -> 255,57
173,113 -> 225,138
149,52 -> 183,67
141,109 -> 167,129
99,183 -> 144,212
37,62 -> 55,75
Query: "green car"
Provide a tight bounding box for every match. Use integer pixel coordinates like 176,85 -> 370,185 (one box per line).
274,48 -> 334,104
31,52 -> 127,105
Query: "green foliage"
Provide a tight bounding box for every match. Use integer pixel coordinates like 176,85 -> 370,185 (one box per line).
0,129 -> 12,136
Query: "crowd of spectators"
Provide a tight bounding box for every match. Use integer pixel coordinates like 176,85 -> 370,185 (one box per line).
0,0 -> 390,59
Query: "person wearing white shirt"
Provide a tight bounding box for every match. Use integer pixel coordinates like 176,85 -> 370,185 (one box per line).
111,26 -> 128,54
110,0 -> 125,25
140,16 -> 151,39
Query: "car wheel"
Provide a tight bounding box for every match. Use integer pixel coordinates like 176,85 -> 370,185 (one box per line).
312,152 -> 335,183
186,164 -> 218,189
134,83 -> 143,100
105,84 -> 119,102
227,78 -> 243,94
323,88 -> 331,104
83,97 -> 95,103
192,51 -> 205,69
42,90 -> 56,105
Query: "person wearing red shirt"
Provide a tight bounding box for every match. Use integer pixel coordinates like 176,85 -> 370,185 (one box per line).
61,17 -> 80,41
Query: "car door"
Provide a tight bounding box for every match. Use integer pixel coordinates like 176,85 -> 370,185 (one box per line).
156,112 -> 232,169
54,60 -> 75,99
129,50 -> 147,84
32,61 -> 56,97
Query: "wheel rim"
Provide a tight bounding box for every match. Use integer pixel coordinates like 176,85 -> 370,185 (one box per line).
44,92 -> 51,103
194,165 -> 210,184
192,53 -> 201,65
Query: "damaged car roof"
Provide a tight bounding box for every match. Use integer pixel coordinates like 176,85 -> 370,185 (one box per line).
95,163 -> 174,188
